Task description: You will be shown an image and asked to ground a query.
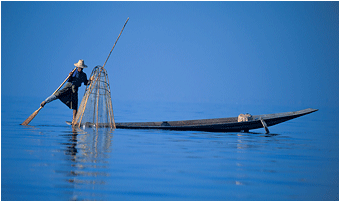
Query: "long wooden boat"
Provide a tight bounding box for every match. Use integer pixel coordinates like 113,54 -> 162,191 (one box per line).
115,108 -> 318,133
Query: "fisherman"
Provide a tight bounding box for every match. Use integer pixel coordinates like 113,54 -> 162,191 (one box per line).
40,59 -> 92,125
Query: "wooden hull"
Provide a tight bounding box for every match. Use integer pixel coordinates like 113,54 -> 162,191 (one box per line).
115,108 -> 318,132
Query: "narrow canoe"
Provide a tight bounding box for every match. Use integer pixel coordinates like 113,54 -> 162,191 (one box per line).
115,108 -> 318,133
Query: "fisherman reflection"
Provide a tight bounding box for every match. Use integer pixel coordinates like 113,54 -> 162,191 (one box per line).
63,127 -> 78,185
65,127 -> 78,161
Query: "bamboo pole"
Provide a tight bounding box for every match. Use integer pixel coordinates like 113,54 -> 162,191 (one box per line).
76,68 -> 101,127
105,71 -> 115,129
104,70 -> 115,128
95,68 -> 103,127
102,17 -> 129,69
260,117 -> 270,134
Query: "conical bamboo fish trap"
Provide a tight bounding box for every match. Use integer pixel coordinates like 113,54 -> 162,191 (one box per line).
74,18 -> 129,129
74,66 -> 115,128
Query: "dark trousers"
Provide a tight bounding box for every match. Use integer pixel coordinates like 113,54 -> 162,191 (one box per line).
54,82 -> 78,110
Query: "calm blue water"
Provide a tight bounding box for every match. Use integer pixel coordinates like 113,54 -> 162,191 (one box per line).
2,95 -> 339,200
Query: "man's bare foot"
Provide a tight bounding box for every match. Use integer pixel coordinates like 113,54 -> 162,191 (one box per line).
40,101 -> 46,107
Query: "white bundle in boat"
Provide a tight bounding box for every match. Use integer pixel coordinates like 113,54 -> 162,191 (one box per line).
74,65 -> 115,128
238,113 -> 253,122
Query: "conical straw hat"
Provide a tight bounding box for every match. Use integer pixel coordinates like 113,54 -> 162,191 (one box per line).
74,59 -> 88,68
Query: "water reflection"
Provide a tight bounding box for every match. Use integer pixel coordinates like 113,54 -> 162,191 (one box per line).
64,128 -> 78,159
61,127 -> 114,200
235,132 -> 281,149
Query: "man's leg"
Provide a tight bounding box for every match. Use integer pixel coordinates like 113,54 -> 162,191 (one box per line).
70,86 -> 78,125
41,94 -> 57,107
72,109 -> 77,125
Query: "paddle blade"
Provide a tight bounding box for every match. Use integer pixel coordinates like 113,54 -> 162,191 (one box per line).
21,107 -> 43,126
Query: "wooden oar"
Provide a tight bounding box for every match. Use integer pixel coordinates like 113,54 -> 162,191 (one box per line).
21,67 -> 77,125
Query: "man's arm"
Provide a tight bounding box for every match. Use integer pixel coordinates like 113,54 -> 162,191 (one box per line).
84,74 -> 94,86
68,71 -> 74,82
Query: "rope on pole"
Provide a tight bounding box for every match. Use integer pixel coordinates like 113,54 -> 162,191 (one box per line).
102,17 -> 129,69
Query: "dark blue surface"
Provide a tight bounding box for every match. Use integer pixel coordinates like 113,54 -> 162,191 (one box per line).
1,96 -> 338,200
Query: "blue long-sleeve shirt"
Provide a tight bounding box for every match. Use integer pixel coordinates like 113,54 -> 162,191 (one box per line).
68,70 -> 89,88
